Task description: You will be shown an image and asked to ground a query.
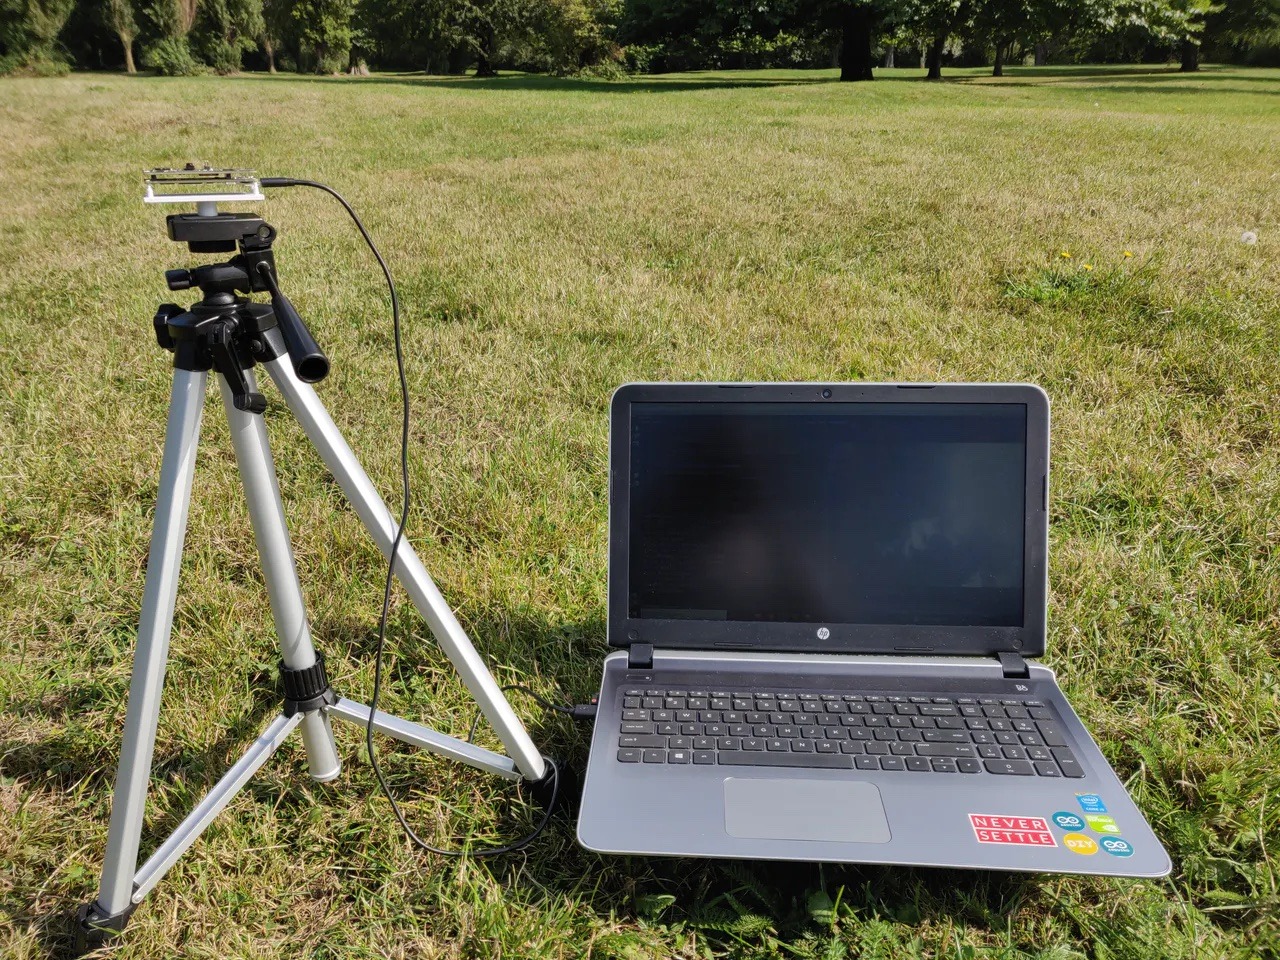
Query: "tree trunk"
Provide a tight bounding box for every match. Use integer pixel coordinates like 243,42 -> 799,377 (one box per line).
1034,42 -> 1047,66
474,28 -> 497,77
926,34 -> 944,79
884,48 -> 894,69
992,41 -> 1004,77
120,32 -> 136,73
838,4 -> 874,81
1180,38 -> 1198,72
264,36 -> 276,73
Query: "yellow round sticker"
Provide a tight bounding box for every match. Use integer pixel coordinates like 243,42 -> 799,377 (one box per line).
1062,833 -> 1099,855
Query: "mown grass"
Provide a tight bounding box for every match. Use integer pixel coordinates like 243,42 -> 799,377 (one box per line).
1,63 -> 1277,958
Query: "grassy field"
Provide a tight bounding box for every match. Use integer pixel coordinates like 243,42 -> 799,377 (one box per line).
1,63 -> 1278,958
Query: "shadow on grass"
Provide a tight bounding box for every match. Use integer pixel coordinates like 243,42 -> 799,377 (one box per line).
219,70 -> 840,95
15,605 -> 1041,957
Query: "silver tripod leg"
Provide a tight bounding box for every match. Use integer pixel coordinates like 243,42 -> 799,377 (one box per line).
94,369 -> 208,922
218,370 -> 341,782
262,356 -> 547,781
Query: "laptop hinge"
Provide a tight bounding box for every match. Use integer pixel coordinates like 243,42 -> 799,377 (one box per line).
997,651 -> 1030,679
628,643 -> 654,669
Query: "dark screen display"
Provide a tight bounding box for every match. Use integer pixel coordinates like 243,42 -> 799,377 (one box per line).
627,402 -> 1026,627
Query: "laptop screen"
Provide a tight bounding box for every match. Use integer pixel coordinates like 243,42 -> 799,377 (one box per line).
627,401 -> 1027,629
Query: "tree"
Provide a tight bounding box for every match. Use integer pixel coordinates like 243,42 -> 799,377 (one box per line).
837,0 -> 876,80
193,0 -> 263,71
902,0 -> 965,77
291,0 -> 353,70
0,0 -> 76,68
103,0 -> 139,71
260,0 -> 291,70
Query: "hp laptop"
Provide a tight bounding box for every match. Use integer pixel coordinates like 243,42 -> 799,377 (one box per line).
577,382 -> 1171,876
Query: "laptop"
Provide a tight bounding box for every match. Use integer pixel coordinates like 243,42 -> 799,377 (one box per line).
576,382 -> 1171,877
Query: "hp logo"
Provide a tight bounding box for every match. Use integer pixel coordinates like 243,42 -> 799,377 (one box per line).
817,627 -> 830,640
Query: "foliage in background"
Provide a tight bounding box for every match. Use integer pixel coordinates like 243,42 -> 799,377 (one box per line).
7,0 -> 1280,75
0,0 -> 74,72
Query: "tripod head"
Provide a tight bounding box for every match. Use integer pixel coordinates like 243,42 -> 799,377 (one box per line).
145,166 -> 329,395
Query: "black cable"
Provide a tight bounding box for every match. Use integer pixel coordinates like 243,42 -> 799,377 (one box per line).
261,177 -> 558,857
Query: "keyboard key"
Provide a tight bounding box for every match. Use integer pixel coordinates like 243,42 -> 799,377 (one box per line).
920,705 -> 957,716
923,730 -> 968,743
905,757 -> 930,771
623,697 -> 641,708
618,749 -> 641,762
718,738 -> 742,750
840,741 -> 864,754
1035,761 -> 1062,777
917,744 -> 975,757
766,739 -> 788,751
642,750 -> 665,763
890,743 -> 915,756
693,751 -> 715,765
621,722 -> 653,734
957,758 -> 981,774
668,750 -> 691,764
815,741 -> 838,753
984,759 -> 1034,775
620,735 -> 666,748
742,738 -> 765,750
865,742 -> 890,755
854,755 -> 879,770
718,752 -> 852,770
669,737 -> 691,750
930,758 -> 958,772
880,756 -> 905,770
1038,723 -> 1069,747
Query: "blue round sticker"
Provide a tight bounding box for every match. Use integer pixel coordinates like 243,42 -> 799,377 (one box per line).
1101,836 -> 1134,857
1052,811 -> 1085,831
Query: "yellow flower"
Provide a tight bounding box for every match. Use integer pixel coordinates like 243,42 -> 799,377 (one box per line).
1060,250 -> 1072,259
1123,251 -> 1133,258
1082,264 -> 1093,271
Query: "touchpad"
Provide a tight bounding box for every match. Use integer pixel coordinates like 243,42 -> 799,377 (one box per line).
723,778 -> 891,843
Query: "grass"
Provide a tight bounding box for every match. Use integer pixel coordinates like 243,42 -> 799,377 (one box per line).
0,62 -> 1277,958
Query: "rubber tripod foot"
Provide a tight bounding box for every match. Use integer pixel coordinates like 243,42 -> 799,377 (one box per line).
74,899 -> 136,954
529,756 -> 580,815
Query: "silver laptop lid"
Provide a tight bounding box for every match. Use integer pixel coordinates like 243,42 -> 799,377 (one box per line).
607,383 -> 1049,658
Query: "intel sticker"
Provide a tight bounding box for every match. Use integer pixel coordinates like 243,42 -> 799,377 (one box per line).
1076,793 -> 1107,814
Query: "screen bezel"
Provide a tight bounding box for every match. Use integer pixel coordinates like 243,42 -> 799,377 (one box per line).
608,382 -> 1050,658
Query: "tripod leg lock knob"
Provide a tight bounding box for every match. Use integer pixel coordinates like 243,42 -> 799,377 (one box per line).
281,652 -> 337,716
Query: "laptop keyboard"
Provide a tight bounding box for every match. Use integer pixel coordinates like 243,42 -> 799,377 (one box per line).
615,688 -> 1084,778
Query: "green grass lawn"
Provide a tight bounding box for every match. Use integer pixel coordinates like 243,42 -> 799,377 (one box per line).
1,63 -> 1277,958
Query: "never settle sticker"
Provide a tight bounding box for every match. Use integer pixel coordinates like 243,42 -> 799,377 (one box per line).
969,814 -> 1057,847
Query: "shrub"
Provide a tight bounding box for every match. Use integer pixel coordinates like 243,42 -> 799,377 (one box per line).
0,50 -> 71,75
142,36 -> 204,75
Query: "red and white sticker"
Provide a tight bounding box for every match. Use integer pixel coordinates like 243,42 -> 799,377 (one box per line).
969,814 -> 1057,847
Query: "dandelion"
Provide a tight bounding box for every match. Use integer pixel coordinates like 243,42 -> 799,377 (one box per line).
1123,251 -> 1133,258
1241,231 -> 1258,245
1060,250 -> 1072,259
1082,264 -> 1093,271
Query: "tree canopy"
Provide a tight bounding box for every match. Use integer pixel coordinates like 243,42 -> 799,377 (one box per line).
3,0 -> 1277,77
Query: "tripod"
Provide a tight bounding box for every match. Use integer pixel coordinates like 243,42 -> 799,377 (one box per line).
76,206 -> 554,948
